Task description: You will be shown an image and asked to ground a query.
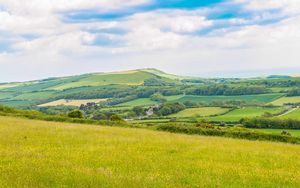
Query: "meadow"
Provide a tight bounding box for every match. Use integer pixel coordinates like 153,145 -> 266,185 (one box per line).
117,98 -> 158,107
282,108 -> 300,120
11,91 -> 57,101
271,96 -> 300,106
208,107 -> 284,122
169,107 -> 230,118
0,116 -> 300,187
116,95 -> 184,108
0,92 -> 14,100
176,93 -> 283,104
0,100 -> 38,107
51,71 -> 158,90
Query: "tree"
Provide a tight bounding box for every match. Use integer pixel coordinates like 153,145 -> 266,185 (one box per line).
110,114 -> 124,122
68,110 -> 84,119
150,92 -> 166,103
92,112 -> 107,120
133,106 -> 145,116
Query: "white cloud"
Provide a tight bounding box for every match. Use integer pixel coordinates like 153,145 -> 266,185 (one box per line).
0,0 -> 151,15
0,0 -> 300,81
235,0 -> 300,15
124,10 -> 212,33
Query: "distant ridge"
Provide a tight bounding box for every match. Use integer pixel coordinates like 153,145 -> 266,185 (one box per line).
0,68 -> 184,91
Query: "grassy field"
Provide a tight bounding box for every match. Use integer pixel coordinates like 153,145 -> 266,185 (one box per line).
51,71 -> 156,90
38,99 -> 108,107
0,83 -> 25,90
208,107 -> 284,122
117,98 -> 158,107
169,107 -> 230,118
176,94 -> 283,104
0,116 -> 300,187
0,92 -> 14,100
12,91 -> 57,101
0,100 -> 38,107
255,129 -> 300,138
282,108 -> 300,120
117,95 -> 184,108
271,96 -> 300,106
164,95 -> 184,101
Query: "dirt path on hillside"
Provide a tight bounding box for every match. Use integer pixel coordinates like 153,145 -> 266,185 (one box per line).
277,107 -> 299,117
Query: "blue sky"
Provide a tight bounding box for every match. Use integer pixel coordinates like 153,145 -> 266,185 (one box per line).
0,0 -> 300,81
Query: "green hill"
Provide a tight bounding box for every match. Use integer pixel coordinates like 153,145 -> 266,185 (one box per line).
0,69 -> 182,107
1,116 -> 299,187
0,69 -> 298,109
0,69 -> 180,92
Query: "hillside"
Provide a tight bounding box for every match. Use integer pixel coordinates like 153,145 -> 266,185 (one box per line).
0,116 -> 300,187
0,69 -> 299,113
0,69 -> 182,107
0,69 -> 179,91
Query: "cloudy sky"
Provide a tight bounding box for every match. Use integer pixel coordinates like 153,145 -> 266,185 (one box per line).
0,0 -> 300,81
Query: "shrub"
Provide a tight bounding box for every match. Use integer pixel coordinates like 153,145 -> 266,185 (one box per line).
240,117 -> 300,129
68,110 -> 84,119
110,114 -> 124,122
157,124 -> 300,144
92,112 -> 107,120
281,131 -> 291,136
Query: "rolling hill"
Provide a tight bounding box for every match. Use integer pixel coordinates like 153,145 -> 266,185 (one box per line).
0,69 -> 299,109
0,69 -> 179,92
0,69 -> 183,107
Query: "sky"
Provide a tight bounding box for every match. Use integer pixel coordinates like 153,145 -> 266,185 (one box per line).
0,0 -> 300,82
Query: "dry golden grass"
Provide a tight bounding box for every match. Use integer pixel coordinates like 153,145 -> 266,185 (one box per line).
38,99 -> 108,107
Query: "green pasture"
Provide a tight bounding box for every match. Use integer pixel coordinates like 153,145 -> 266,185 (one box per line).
12,91 -> 57,100
117,98 -> 158,107
281,108 -> 300,120
176,94 -> 283,104
208,107 -> 284,122
51,71 -> 154,90
271,96 -> 300,106
169,107 -> 230,118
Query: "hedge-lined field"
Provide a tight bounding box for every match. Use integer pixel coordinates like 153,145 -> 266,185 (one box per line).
208,107 -> 284,122
271,96 -> 300,106
176,94 -> 283,104
169,107 -> 230,117
282,108 -> 300,120
0,116 -> 300,187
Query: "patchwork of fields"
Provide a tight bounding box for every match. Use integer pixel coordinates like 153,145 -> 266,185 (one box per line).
169,107 -> 230,117
0,116 -> 299,187
176,94 -> 283,104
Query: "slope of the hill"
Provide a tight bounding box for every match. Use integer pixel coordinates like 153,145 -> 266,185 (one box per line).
0,69 -> 179,92
0,69 -> 181,107
0,116 -> 299,187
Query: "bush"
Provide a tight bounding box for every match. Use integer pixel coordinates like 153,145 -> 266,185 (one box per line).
157,124 -> 300,144
240,117 -> 300,129
110,114 -> 124,122
281,131 -> 291,136
150,92 -> 167,103
92,112 -> 107,120
68,110 -> 84,119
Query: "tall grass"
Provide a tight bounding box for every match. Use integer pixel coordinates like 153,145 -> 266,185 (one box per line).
0,116 -> 300,187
